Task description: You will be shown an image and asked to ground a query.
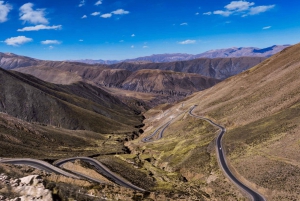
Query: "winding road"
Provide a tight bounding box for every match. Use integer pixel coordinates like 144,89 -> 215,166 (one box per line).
0,157 -> 145,192
0,158 -> 80,179
54,157 -> 145,192
142,109 -> 186,142
189,105 -> 266,201
142,121 -> 172,142
0,105 -> 266,199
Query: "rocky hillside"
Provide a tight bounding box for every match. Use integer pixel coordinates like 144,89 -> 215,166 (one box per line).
127,43 -> 300,200
110,57 -> 266,80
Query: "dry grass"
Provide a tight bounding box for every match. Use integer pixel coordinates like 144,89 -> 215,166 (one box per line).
127,43 -> 300,200
0,112 -> 128,158
125,110 -> 245,200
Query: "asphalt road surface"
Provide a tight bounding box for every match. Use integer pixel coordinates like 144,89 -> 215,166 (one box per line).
142,121 -> 172,142
54,157 -> 145,192
0,157 -> 145,192
189,105 -> 266,201
0,158 -> 80,179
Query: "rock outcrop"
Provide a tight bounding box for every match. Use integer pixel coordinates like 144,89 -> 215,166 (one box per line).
0,174 -> 52,201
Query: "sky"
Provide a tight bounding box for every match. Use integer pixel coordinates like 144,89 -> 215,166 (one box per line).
0,0 -> 299,60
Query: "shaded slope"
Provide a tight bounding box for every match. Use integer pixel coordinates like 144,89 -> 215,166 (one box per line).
0,68 -> 143,133
0,112 -> 130,158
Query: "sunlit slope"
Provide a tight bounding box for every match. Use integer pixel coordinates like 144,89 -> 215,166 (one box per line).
131,43 -> 300,200
182,43 -> 300,201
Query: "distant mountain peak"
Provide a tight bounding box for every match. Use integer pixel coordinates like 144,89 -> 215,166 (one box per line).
69,45 -> 289,64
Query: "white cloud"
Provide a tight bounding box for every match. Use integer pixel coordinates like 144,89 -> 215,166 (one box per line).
178,40 -> 196,45
91,12 -> 100,16
19,3 -> 48,24
111,9 -> 129,15
0,1 -> 12,23
225,1 -> 255,11
210,1 -> 275,17
81,15 -> 87,19
195,12 -> 199,15
101,13 -> 112,18
143,46 -> 148,48
95,0 -> 102,6
99,9 -> 130,19
131,34 -> 135,37
17,24 -> 62,32
131,45 -> 134,48
48,45 -> 54,49
262,26 -> 271,30
119,40 -> 124,42
180,22 -> 188,26
79,39 -> 84,42
249,5 -> 275,15
203,12 -> 212,15
4,36 -> 33,46
41,40 -> 61,45
78,0 -> 85,7
213,10 -> 233,17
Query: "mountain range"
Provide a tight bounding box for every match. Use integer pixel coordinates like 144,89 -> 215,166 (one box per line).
0,51 -> 266,104
70,45 -> 289,64
109,57 -> 266,80
0,42 -> 298,200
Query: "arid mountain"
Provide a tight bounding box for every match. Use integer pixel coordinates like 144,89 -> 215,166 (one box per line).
69,45 -> 290,65
70,45 -> 289,64
195,45 -> 290,58
121,69 -> 220,96
1,51 -> 266,80
126,43 -> 300,200
67,59 -> 119,65
123,45 -> 287,62
0,67 -> 143,134
0,53 -> 107,71
124,53 -> 195,63
0,52 -> 40,70
110,57 -> 266,80
15,65 -> 220,99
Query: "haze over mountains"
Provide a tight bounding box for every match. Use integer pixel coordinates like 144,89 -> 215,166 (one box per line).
71,45 -> 289,64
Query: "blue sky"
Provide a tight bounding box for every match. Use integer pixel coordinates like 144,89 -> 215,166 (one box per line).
0,0 -> 299,60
